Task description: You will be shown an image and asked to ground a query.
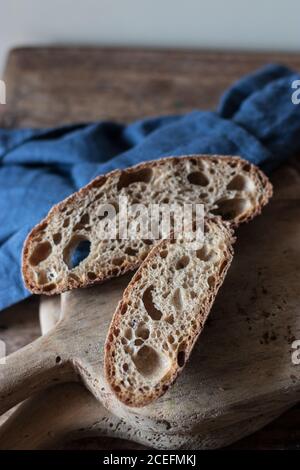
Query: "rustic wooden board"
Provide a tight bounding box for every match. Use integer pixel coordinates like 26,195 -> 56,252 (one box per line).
1,159 -> 300,449
0,46 -> 300,449
1,200 -> 300,451
2,47 -> 300,128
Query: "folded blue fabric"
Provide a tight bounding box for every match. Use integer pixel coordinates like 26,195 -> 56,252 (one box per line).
1,64 -> 300,310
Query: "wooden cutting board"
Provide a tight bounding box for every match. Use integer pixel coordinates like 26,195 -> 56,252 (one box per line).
1,46 -> 300,449
0,157 -> 299,449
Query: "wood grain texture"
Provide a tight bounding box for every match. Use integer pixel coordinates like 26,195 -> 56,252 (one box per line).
0,46 -> 299,449
1,295 -> 298,450
2,47 -> 300,128
0,298 -> 40,355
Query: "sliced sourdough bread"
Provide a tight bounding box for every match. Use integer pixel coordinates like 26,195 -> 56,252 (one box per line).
104,217 -> 235,407
22,155 -> 272,295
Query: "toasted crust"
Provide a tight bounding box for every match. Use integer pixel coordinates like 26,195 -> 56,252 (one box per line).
104,217 -> 235,407
22,155 -> 272,295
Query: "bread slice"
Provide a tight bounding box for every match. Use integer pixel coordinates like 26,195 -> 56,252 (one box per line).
104,217 -> 235,407
22,155 -> 272,295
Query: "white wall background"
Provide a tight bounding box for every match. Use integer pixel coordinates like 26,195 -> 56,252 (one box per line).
1,0 -> 300,74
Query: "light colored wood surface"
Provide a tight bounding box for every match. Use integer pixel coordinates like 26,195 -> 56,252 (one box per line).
0,296 -> 148,450
0,157 -> 299,449
1,292 -> 298,450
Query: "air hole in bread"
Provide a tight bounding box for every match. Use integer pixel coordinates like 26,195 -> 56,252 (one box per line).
134,339 -> 144,346
166,315 -> 174,325
168,334 -> 175,344
226,174 -> 253,191
142,239 -> 153,246
80,213 -> 90,225
112,256 -> 125,266
123,363 -> 129,372
114,327 -> 120,337
243,163 -> 251,172
43,283 -> 56,292
119,303 -> 128,316
175,255 -> 190,270
125,247 -> 138,256
196,245 -> 212,262
93,176 -> 107,189
211,198 -> 250,220
187,171 -> 209,186
36,269 -> 49,285
207,275 -> 216,288
142,286 -> 163,321
124,328 -> 132,340
140,251 -> 149,261
177,349 -> 186,368
160,249 -> 168,259
132,345 -> 170,380
74,213 -> 90,231
53,233 -> 62,245
63,217 -> 70,228
172,288 -> 183,310
136,324 -> 150,340
29,241 -> 52,266
87,271 -> 97,281
63,235 -> 91,269
219,259 -> 227,275
68,272 -> 80,283
117,168 -> 153,191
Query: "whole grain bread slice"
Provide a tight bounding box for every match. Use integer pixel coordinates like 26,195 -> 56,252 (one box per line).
22,155 -> 272,295
104,217 -> 235,407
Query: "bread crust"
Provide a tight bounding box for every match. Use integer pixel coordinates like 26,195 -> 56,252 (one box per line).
104,218 -> 235,407
22,155 -> 272,295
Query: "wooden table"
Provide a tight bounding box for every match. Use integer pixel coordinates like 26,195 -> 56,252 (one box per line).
0,46 -> 300,450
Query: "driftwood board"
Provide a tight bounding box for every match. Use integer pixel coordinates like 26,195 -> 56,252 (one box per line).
0,47 -> 300,449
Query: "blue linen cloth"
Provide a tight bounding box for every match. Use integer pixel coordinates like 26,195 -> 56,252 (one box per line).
1,64 -> 300,310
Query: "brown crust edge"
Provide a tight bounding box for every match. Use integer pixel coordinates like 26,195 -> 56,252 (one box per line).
104,218 -> 236,407
22,154 -> 272,295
